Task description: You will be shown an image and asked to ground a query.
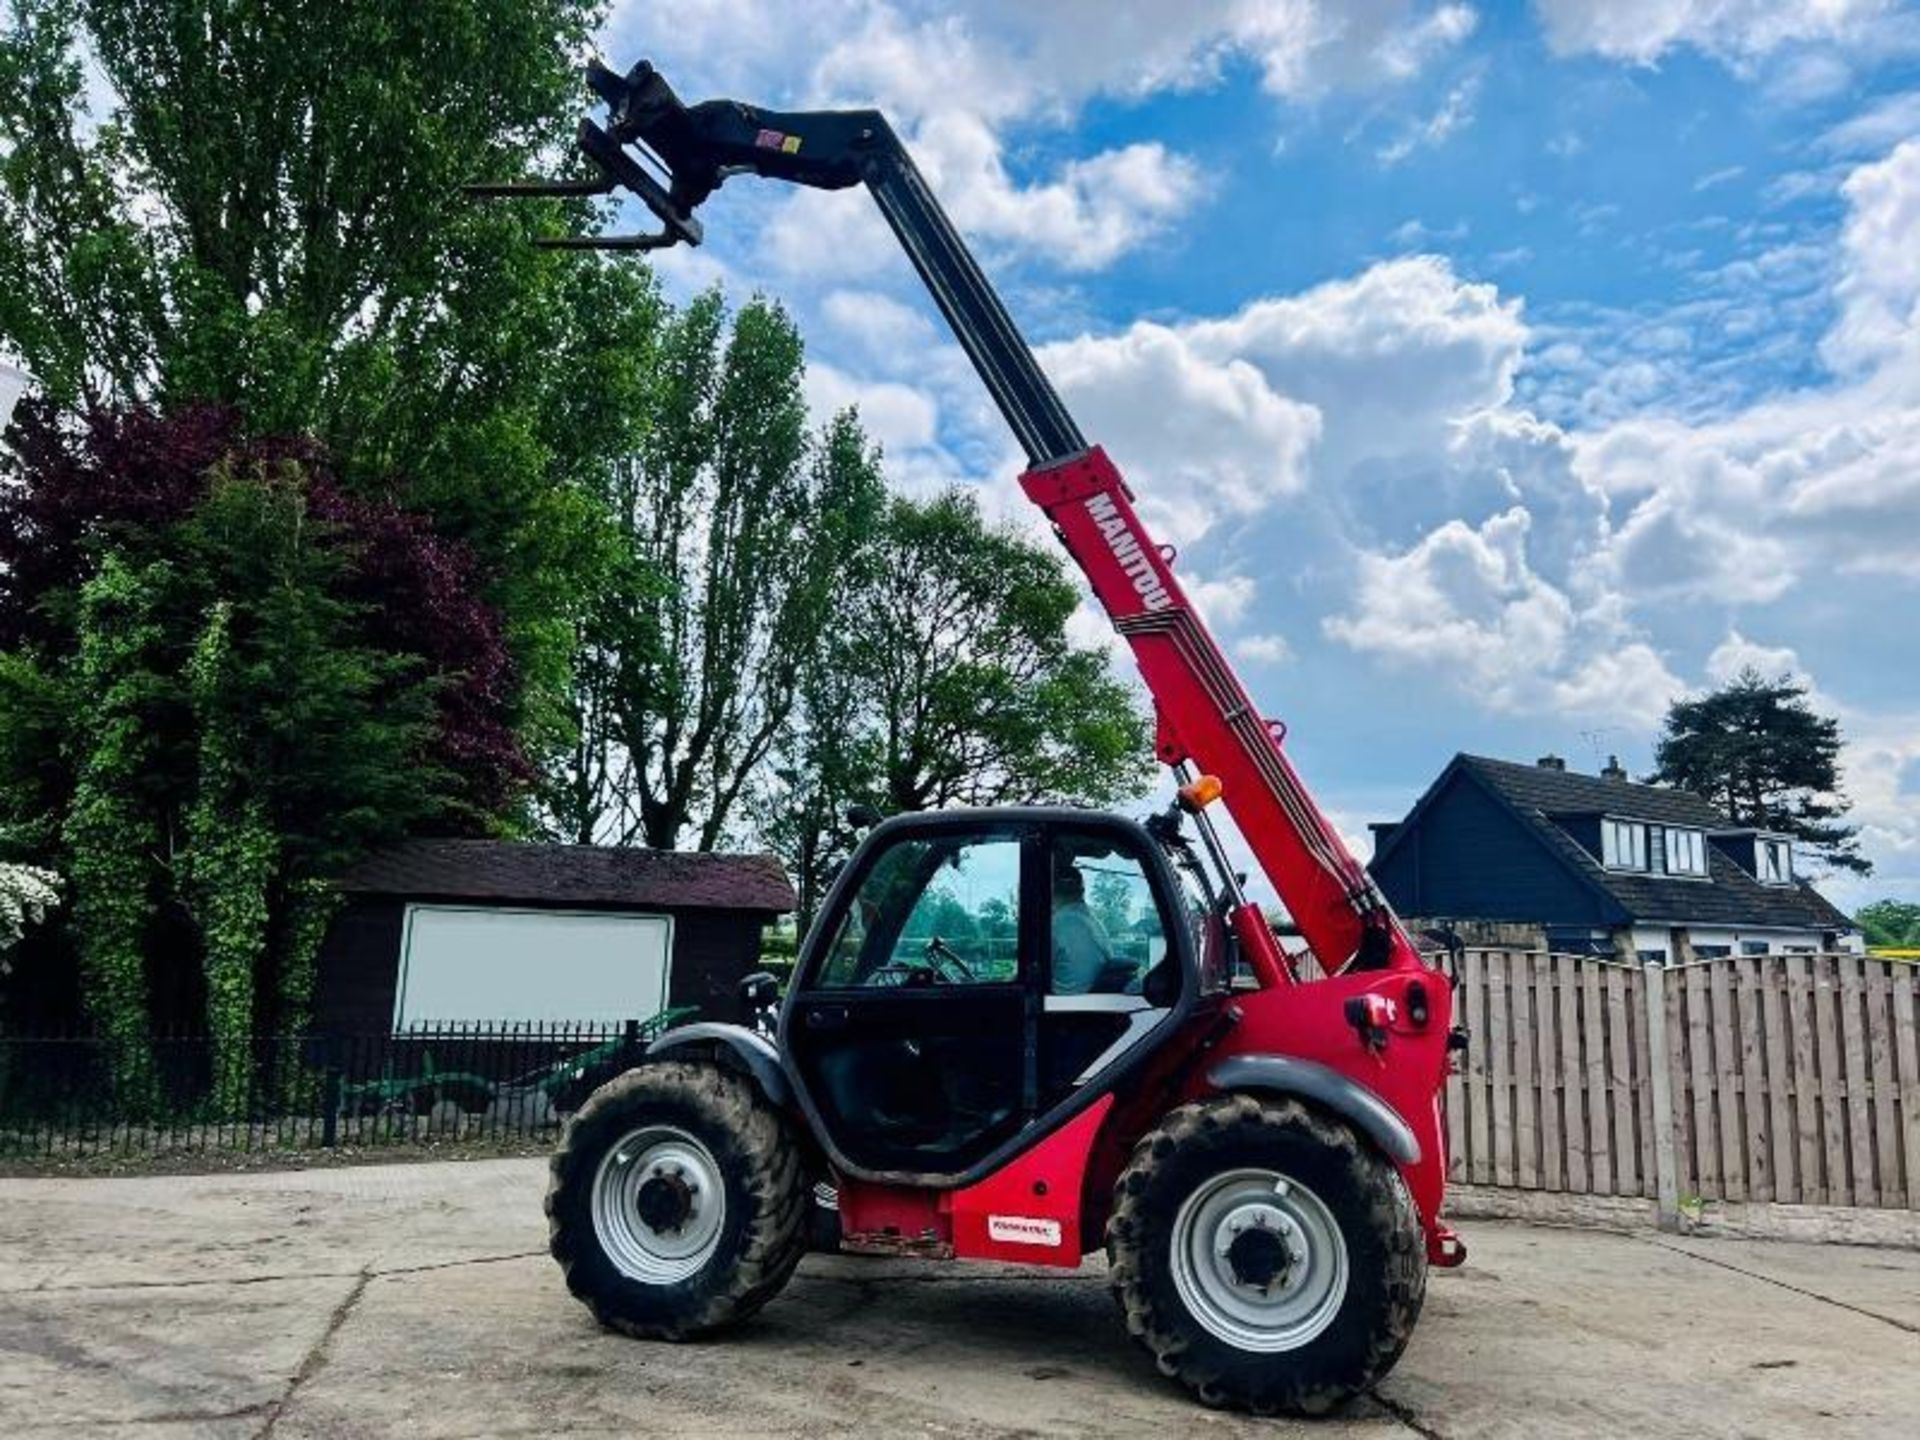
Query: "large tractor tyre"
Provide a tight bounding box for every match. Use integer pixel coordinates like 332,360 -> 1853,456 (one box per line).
1106,1094 -> 1426,1415
546,1060 -> 806,1340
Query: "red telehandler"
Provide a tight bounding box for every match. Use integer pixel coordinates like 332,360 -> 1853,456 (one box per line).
475,58 -> 1466,1414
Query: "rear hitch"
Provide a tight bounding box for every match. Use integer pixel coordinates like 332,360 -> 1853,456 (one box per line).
1428,1223 -> 1468,1268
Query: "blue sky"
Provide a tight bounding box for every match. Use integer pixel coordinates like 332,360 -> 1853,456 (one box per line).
602,1 -> 1920,911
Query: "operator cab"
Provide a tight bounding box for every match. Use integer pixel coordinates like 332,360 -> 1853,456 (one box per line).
783,807 -> 1228,1184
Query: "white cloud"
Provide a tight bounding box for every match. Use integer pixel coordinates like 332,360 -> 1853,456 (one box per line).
820,289 -> 941,360
1572,140 -> 1920,596
1321,507 -> 1683,727
936,125 -> 1207,273
1184,573 -> 1258,628
801,361 -> 939,453
1704,630 -> 1807,686
954,1 -> 1481,104
1819,89 -> 1920,156
1388,217 -> 1470,247
1765,47 -> 1856,103
1040,320 -> 1323,543
1237,632 -> 1296,664
1023,251 -> 1619,722
1824,139 -> 1920,372
1168,257 -> 1526,495
1532,0 -> 1901,64
1376,67 -> 1481,165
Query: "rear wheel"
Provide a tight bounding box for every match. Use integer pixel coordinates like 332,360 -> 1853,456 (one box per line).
1106,1095 -> 1425,1414
546,1061 -> 805,1339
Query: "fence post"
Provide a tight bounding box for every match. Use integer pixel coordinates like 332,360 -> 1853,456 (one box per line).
320,1037 -> 341,1150
1642,960 -> 1681,1230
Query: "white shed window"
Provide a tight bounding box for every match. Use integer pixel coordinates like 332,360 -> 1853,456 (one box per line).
1759,839 -> 1792,884
1602,819 -> 1647,871
394,906 -> 671,1029
1663,828 -> 1707,877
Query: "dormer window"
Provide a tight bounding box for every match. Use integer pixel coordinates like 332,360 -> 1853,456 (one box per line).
1602,818 -> 1646,871
1759,838 -> 1792,884
1663,827 -> 1707,877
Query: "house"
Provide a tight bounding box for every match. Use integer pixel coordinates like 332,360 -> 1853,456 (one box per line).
312,840 -> 796,1033
1368,754 -> 1860,962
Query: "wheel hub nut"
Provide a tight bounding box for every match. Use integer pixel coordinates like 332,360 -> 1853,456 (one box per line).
1224,1225 -> 1291,1292
634,1170 -> 696,1234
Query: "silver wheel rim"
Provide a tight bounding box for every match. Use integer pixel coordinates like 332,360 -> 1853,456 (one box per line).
1169,1167 -> 1349,1353
590,1125 -> 727,1284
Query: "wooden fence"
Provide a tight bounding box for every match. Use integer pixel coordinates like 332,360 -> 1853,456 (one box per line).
1445,949 -> 1920,1212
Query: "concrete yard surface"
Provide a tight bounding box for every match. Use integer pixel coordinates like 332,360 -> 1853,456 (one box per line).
1,1160 -> 1916,1438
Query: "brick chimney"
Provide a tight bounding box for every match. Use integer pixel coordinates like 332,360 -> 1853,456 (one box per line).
1601,755 -> 1628,781
1536,754 -> 1566,771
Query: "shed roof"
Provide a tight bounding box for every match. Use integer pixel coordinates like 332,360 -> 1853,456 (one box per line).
339,840 -> 796,914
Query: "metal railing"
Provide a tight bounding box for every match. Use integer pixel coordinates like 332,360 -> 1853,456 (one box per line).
0,1012 -> 695,1161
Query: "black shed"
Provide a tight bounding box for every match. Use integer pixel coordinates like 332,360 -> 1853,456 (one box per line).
312,840 -> 796,1034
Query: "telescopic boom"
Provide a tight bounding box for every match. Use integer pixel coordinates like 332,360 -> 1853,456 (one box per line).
476,59 -> 1424,984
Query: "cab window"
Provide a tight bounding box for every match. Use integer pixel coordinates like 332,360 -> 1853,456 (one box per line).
817,834 -> 1021,988
1047,838 -> 1165,996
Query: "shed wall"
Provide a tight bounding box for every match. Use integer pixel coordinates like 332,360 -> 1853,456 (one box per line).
311,897 -> 770,1033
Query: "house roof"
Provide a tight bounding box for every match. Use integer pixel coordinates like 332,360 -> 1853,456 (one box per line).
339,840 -> 796,914
1381,755 -> 1854,933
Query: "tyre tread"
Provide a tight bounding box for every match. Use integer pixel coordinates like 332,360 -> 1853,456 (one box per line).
1105,1094 -> 1427,1414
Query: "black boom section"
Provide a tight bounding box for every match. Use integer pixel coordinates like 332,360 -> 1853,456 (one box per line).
474,59 -> 1087,468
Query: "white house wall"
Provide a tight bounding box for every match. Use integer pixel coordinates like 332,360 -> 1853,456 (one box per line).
1625,924 -> 1858,963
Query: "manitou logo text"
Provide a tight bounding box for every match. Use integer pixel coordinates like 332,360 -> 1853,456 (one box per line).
987,1215 -> 1063,1246
1085,493 -> 1172,612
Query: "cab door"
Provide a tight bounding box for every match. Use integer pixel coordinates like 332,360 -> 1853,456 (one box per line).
1038,824 -> 1194,1107
785,823 -> 1038,1177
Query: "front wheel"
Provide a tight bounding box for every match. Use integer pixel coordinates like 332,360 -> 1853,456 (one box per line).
1106,1095 -> 1426,1414
546,1060 -> 806,1339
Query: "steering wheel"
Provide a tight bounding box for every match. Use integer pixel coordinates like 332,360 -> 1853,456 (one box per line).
923,935 -> 978,983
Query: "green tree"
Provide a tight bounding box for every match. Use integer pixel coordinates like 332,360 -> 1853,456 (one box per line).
180,603 -> 273,1109
1651,666 -> 1868,875
539,294 -> 881,853
1089,870 -> 1139,937
0,0 -> 651,760
1856,900 -> 1920,949
61,555 -> 175,1102
0,0 -> 590,417
764,487 -> 1153,920
754,412 -> 889,924
858,489 -> 1153,813
0,425 -> 481,1062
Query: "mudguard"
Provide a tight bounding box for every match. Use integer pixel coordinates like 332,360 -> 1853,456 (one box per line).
1206,1053 -> 1421,1166
646,1021 -> 793,1109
